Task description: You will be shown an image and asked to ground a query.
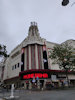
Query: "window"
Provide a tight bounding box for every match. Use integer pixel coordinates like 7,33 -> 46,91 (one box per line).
15,65 -> 16,69
18,63 -> 19,68
12,66 -> 14,70
12,63 -> 19,70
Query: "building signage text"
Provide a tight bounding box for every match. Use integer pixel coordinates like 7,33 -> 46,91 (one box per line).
23,73 -> 48,79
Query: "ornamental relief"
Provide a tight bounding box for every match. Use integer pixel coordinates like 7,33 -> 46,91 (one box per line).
22,36 -> 45,47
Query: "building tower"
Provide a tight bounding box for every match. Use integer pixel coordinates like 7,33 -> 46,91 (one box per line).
21,22 -> 48,72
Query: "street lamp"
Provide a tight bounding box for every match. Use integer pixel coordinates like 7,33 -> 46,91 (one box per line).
63,58 -> 70,87
62,0 -> 69,6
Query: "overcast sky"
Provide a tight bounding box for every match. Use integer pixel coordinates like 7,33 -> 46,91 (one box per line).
0,0 -> 75,53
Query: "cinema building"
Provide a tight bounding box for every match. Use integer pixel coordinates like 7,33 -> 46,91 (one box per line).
2,22 -> 75,89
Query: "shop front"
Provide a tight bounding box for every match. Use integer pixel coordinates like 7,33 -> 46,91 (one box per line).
19,69 -> 68,90
68,75 -> 75,86
19,70 -> 49,89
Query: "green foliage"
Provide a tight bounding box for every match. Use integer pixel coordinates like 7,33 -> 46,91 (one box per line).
49,43 -> 75,70
0,44 -> 8,57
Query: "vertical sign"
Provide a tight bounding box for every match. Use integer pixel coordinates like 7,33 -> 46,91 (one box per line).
43,45 -> 48,69
21,48 -> 25,71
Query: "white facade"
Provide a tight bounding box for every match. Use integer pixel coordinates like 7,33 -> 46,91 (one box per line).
3,22 -> 75,87
3,45 -> 21,80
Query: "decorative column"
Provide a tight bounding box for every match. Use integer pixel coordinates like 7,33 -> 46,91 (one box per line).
35,45 -> 38,69
26,46 -> 29,70
29,45 -> 31,70
31,45 -> 36,69
37,45 -> 43,69
29,81 -> 32,89
24,82 -> 26,89
43,79 -> 46,90
37,80 -> 40,89
24,47 -> 27,70
41,46 -> 44,69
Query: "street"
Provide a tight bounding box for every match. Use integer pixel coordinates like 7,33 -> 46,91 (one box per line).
0,88 -> 75,100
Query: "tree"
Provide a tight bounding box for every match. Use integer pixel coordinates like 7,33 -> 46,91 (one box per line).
49,43 -> 75,87
0,44 -> 8,58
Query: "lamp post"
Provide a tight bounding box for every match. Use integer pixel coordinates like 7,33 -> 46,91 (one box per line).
63,58 -> 70,87
62,0 -> 69,6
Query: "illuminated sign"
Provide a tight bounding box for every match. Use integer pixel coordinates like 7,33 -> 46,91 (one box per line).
23,73 -> 48,79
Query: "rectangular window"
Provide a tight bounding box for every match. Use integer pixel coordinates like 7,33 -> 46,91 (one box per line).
15,65 -> 16,69
18,63 -> 19,68
12,66 -> 14,70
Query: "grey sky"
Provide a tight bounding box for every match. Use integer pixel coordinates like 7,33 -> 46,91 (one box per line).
0,0 -> 75,53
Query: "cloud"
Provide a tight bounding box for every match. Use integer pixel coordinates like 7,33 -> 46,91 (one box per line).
0,0 -> 75,53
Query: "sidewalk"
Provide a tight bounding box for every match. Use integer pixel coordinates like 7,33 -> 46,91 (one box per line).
0,86 -> 75,99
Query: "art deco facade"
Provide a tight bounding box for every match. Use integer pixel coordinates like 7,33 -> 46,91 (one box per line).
2,22 -> 75,89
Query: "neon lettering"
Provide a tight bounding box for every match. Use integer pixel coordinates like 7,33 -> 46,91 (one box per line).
23,73 -> 48,79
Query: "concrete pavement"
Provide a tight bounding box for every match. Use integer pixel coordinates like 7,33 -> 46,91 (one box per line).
0,88 -> 75,100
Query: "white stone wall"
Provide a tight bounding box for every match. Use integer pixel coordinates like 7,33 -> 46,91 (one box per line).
3,45 -> 22,81
3,38 -> 61,81
3,23 -> 75,82
46,41 -> 60,70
